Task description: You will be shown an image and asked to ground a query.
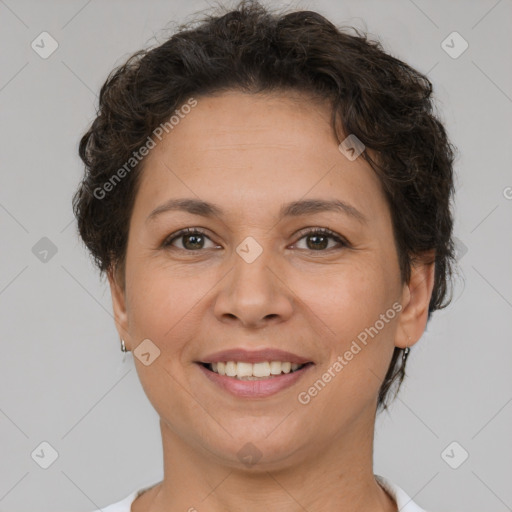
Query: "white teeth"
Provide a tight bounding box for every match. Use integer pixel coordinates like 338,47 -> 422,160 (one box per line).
236,362 -> 253,378
270,361 -> 282,375
253,362 -> 270,377
207,360 -> 305,378
225,361 -> 237,377
281,362 -> 291,374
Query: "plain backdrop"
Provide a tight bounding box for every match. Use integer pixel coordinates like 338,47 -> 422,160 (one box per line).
0,1 -> 511,511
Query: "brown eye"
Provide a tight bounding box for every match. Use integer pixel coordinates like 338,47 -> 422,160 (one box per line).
163,228 -> 217,251
306,233 -> 329,250
181,233 -> 206,250
294,228 -> 347,251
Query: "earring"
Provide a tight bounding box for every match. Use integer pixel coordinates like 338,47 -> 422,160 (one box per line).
402,335 -> 411,363
117,338 -> 130,370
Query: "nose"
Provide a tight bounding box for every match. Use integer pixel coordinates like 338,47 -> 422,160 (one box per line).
213,243 -> 294,329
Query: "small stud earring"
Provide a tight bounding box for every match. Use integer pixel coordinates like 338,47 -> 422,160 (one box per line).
120,339 -> 128,352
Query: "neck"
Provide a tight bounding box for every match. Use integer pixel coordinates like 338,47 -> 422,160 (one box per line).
138,405 -> 396,512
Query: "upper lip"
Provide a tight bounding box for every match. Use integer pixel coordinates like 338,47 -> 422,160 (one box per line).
198,348 -> 312,365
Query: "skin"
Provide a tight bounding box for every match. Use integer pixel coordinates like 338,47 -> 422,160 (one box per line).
108,90 -> 435,512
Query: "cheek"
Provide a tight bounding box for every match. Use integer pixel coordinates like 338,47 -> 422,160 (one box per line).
298,262 -> 398,394
125,263 -> 207,349
304,261 -> 393,340
124,268 -> 209,424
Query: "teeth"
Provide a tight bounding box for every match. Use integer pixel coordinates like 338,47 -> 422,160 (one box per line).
270,361 -> 282,375
237,362 -> 253,378
225,361 -> 237,377
207,360 -> 304,378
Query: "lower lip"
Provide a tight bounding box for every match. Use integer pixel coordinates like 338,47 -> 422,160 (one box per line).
196,363 -> 314,398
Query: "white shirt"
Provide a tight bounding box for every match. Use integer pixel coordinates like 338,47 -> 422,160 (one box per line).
90,475 -> 429,511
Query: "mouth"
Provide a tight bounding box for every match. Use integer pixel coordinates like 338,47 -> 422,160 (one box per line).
195,360 -> 315,398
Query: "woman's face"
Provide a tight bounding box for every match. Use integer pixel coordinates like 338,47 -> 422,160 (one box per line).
109,90 -> 432,470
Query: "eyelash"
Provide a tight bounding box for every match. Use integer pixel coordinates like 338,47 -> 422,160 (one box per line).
162,227 -> 349,252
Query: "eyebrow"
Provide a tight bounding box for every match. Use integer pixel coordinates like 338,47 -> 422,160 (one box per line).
146,198 -> 368,224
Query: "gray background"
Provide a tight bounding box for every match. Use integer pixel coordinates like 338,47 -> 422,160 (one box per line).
1,0 -> 511,511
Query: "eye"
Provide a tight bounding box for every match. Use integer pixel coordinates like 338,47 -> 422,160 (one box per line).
292,227 -> 348,251
162,228 -> 219,251
162,227 -> 349,252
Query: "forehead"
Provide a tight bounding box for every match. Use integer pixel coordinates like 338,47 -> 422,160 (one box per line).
148,90 -> 338,162
132,90 -> 388,226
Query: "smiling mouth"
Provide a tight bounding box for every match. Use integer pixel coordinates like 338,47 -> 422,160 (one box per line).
198,361 -> 314,380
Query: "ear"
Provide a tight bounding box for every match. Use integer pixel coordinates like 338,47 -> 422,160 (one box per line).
107,264 -> 131,350
395,250 -> 436,349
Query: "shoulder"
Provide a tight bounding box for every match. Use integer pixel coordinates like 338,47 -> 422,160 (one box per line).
87,482 -> 160,512
87,490 -> 137,512
375,474 -> 431,512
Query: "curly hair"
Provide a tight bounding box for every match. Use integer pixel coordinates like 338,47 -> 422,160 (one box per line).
72,0 -> 456,412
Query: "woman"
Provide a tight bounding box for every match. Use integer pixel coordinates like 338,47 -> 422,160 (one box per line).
73,1 -> 456,510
